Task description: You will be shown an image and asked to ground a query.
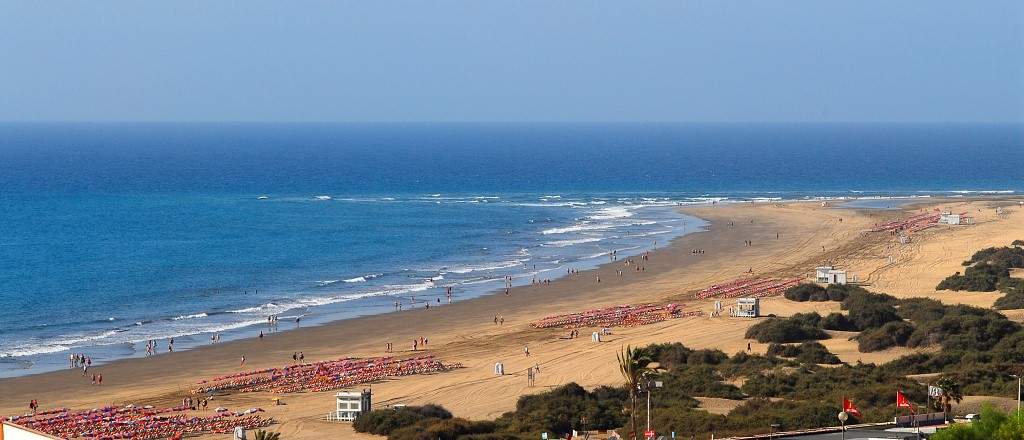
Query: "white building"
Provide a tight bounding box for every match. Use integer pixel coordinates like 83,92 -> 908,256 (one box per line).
816,265 -> 848,285
939,212 -> 961,225
332,389 -> 371,422
735,297 -> 759,318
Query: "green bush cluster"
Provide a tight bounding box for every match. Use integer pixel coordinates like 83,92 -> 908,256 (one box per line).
930,405 -> 1024,440
857,321 -> 914,352
783,283 -> 865,302
744,313 -> 830,343
820,312 -> 857,331
766,342 -> 841,364
353,405 -> 453,436
495,383 -> 628,435
936,244 -> 1024,308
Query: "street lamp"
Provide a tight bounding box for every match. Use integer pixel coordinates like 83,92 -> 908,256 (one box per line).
837,411 -> 848,440
769,423 -> 780,439
1012,375 -> 1022,415
645,380 -> 663,436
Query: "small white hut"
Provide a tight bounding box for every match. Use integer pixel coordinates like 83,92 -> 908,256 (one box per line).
735,298 -> 759,318
939,211 -> 962,225
332,389 -> 371,422
816,266 -> 848,285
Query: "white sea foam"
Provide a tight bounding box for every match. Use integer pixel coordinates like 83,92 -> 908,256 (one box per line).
314,195 -> 332,200
1,330 -> 121,357
229,302 -> 280,314
343,273 -> 383,283
446,259 -> 528,274
949,190 -> 1015,194
172,313 -> 208,321
590,206 -> 634,220
543,237 -> 604,247
541,222 -> 614,235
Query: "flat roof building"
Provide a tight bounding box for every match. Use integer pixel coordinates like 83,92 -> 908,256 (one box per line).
816,266 -> 848,285
735,297 -> 759,318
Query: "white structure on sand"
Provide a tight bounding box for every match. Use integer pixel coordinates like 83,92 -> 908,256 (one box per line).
939,211 -> 972,225
734,297 -> 759,318
816,265 -> 849,285
330,389 -> 372,422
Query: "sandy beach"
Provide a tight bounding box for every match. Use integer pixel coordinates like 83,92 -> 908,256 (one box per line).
3,198 -> 1022,439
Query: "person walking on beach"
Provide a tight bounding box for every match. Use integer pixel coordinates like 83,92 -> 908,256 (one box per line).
413,339 -> 418,351
499,316 -> 504,326
97,373 -> 103,386
293,352 -> 298,363
524,345 -> 530,357
299,352 -> 304,363
240,355 -> 246,367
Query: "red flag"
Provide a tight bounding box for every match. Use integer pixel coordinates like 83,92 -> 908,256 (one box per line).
896,390 -> 915,412
843,397 -> 863,418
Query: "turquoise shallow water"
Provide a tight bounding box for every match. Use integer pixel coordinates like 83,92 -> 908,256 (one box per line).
0,122 -> 1021,377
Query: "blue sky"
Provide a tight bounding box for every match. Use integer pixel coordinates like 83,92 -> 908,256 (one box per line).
1,1 -> 1021,123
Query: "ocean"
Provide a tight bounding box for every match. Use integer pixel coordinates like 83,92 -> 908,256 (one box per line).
1,122 -> 1021,377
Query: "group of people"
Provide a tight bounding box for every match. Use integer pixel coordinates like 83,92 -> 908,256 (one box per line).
181,396 -> 209,411
691,248 -> 706,254
69,353 -> 91,370
291,352 -> 305,363
412,337 -> 429,351
493,315 -> 505,325
743,240 -> 754,246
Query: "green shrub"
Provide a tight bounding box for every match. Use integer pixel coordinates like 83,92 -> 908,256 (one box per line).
783,284 -> 827,302
388,418 -> 498,440
665,364 -> 744,399
995,292 -> 1024,310
767,342 -> 841,364
353,405 -> 453,435
907,306 -> 1020,351
745,315 -> 829,343
820,313 -> 857,331
857,321 -> 914,352
937,263 -> 1007,291
687,349 -> 729,366
766,343 -> 801,358
929,405 -> 1024,440
847,302 -> 901,331
644,342 -> 693,369
495,383 -> 627,435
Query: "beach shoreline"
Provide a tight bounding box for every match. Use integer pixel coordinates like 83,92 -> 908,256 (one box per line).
0,199 -> 863,405
3,197 -> 1022,439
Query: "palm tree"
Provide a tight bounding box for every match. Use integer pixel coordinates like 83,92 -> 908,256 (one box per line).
253,429 -> 281,440
617,345 -> 652,439
933,375 -> 964,418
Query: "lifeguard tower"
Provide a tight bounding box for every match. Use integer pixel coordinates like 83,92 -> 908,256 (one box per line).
330,389 -> 371,422
735,298 -> 759,318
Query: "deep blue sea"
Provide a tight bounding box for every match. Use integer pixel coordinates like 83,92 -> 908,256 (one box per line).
1,122 -> 1022,377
